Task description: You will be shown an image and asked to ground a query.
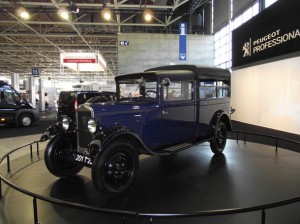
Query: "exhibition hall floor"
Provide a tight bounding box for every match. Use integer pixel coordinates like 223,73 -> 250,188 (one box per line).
1,134 -> 300,224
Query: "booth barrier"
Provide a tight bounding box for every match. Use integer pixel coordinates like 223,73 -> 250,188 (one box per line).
1,131 -> 300,224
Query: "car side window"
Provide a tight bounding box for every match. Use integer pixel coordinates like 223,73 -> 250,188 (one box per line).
163,80 -> 193,102
3,89 -> 17,104
199,80 -> 230,99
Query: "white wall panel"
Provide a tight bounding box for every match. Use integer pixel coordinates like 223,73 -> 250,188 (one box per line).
231,56 -> 300,134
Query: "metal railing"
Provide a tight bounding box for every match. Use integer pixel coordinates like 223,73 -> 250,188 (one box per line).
1,131 -> 300,224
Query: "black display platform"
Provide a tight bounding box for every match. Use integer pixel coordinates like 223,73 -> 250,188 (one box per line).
1,140 -> 300,224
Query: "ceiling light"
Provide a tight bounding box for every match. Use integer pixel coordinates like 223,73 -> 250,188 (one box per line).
17,7 -> 30,20
59,9 -> 69,20
143,9 -> 153,22
101,7 -> 112,21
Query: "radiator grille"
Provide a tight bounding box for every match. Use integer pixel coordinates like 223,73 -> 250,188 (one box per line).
77,108 -> 93,149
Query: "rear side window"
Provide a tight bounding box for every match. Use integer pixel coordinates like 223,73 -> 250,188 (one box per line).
199,80 -> 230,99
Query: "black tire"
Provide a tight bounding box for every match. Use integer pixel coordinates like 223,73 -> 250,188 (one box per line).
92,139 -> 139,197
210,121 -> 227,154
19,114 -> 33,127
44,135 -> 83,177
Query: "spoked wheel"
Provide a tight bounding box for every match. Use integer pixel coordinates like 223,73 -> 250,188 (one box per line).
44,135 -> 83,177
210,121 -> 228,155
92,140 -> 139,197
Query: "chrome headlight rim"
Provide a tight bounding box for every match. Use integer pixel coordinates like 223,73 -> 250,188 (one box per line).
61,116 -> 70,131
88,118 -> 97,133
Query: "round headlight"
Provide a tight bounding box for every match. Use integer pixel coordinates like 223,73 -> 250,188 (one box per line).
88,119 -> 97,133
62,117 -> 70,131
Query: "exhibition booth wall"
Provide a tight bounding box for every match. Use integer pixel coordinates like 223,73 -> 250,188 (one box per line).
231,56 -> 300,135
231,0 -> 300,135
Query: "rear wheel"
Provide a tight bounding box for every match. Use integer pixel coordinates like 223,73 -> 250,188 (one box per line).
44,135 -> 83,177
210,121 -> 227,154
92,140 -> 139,197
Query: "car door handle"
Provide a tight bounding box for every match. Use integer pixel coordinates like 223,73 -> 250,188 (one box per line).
162,110 -> 168,115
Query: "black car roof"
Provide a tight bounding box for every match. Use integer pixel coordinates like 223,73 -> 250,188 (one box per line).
115,65 -> 230,81
146,65 -> 230,78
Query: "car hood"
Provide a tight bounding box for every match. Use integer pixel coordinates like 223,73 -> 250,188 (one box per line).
86,99 -> 158,113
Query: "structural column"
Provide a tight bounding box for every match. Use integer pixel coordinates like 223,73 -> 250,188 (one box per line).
11,73 -> 19,91
39,79 -> 45,112
28,77 -> 36,108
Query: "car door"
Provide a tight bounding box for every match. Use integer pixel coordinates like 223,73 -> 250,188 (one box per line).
160,78 -> 196,146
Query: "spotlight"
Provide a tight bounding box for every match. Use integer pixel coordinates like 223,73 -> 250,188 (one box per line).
143,9 -> 153,22
68,0 -> 79,13
101,7 -> 112,21
17,7 -> 30,20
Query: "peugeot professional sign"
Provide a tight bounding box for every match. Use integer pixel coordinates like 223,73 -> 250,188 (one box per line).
232,0 -> 300,69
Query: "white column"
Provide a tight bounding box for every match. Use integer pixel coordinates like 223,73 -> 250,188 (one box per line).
39,79 -> 45,111
28,77 -> 36,108
11,73 -> 19,91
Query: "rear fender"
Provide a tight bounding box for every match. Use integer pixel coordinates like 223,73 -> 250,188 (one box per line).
209,110 -> 232,134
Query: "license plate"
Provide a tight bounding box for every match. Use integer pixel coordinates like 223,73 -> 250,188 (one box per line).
74,154 -> 92,165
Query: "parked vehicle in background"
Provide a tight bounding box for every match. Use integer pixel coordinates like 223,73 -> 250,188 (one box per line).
0,81 -> 39,127
84,91 -> 117,104
57,91 -> 103,121
41,65 -> 234,196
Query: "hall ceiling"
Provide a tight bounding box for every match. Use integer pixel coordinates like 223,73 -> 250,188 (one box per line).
0,0 -> 210,81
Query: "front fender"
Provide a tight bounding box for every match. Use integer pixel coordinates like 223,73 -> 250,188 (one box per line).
40,122 -> 62,141
92,125 -> 151,155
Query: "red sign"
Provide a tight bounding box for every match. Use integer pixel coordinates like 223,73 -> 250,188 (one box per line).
63,59 -> 96,63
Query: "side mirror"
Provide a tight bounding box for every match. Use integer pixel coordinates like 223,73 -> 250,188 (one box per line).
161,78 -> 171,87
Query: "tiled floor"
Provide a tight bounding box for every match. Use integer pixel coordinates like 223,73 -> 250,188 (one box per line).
1,117 -> 300,223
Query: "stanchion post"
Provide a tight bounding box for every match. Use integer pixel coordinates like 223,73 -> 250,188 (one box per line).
33,197 -> 40,224
275,138 -> 278,151
236,132 -> 239,143
30,144 -> 33,158
0,178 -> 2,199
7,155 -> 10,173
244,134 -> 246,144
261,209 -> 265,224
36,142 -> 40,157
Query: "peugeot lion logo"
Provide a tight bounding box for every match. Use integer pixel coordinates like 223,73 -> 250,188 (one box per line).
242,41 -> 251,57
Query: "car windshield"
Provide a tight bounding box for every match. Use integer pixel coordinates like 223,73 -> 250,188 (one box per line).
117,76 -> 157,100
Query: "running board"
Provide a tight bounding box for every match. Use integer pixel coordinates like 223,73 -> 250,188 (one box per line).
164,142 -> 193,152
152,137 -> 213,156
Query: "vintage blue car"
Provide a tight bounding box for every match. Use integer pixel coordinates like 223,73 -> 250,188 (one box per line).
41,65 -> 233,196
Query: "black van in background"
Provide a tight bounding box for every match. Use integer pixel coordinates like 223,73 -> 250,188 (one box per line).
0,81 -> 39,127
57,91 -> 104,121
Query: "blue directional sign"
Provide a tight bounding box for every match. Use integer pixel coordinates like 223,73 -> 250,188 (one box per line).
179,23 -> 187,61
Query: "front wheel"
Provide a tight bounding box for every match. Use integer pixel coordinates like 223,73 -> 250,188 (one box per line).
92,140 -> 139,197
44,135 -> 83,177
210,121 -> 228,155
19,114 -> 33,127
